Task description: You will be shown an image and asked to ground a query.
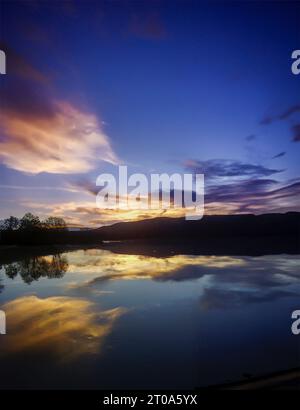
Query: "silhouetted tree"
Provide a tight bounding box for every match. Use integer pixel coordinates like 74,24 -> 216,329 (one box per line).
43,216 -> 67,229
0,216 -> 20,231
19,213 -> 41,231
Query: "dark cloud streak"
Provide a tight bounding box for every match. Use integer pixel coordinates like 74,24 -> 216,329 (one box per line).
185,159 -> 283,181
260,104 -> 300,125
272,151 -> 286,159
292,124 -> 300,142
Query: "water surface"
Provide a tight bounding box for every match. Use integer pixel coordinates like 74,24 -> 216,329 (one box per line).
0,247 -> 299,389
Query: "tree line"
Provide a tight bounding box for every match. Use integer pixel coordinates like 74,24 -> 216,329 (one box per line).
0,213 -> 67,231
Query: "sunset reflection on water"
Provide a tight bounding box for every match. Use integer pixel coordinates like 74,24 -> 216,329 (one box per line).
0,247 -> 299,389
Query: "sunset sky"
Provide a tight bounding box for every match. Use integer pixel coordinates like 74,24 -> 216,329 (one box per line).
0,0 -> 299,226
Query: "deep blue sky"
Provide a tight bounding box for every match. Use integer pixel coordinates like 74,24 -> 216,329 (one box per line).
0,1 -> 299,225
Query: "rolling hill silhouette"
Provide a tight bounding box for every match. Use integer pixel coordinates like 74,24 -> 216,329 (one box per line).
96,212 -> 300,240
1,212 -> 299,255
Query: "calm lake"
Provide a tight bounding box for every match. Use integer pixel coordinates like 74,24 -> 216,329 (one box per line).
0,246 -> 299,389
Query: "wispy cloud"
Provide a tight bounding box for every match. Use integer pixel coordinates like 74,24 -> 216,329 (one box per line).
0,101 -> 118,174
0,46 -> 119,174
184,157 -> 298,215
19,197 -> 189,227
260,104 -> 300,125
205,178 -> 300,214
292,124 -> 300,142
185,159 -> 283,181
260,104 -> 300,143
272,151 -> 286,159
0,42 -> 49,84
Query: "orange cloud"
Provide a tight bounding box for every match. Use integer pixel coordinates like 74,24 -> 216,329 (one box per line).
0,101 -> 118,174
19,196 -> 192,227
66,250 -> 246,283
1,295 -> 126,360
0,45 -> 118,175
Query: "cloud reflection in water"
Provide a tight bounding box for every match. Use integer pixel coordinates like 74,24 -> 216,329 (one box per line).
1,295 -> 127,360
